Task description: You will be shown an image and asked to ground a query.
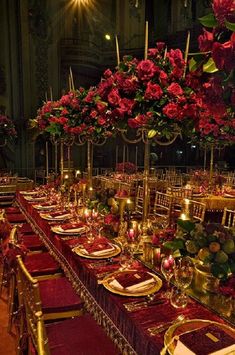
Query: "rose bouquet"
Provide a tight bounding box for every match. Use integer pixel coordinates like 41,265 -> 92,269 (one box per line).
35,87 -> 115,141
97,43 -> 200,140
189,0 -> 235,144
116,162 -> 136,174
0,115 -> 17,140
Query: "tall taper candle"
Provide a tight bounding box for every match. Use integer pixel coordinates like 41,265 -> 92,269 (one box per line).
116,145 -> 118,167
49,86 -> 53,101
183,31 -> 190,78
115,35 -> 120,66
69,67 -> 75,90
46,141 -> 49,179
144,21 -> 148,60
135,146 -> 138,171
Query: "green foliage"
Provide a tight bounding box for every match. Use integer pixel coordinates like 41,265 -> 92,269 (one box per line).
198,13 -> 218,28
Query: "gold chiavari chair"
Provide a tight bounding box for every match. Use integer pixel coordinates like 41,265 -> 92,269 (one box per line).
153,192 -> 173,226
222,208 -> 235,228
16,255 -> 119,355
190,200 -> 206,222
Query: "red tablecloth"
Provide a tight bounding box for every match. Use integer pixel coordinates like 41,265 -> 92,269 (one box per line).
16,193 -> 230,355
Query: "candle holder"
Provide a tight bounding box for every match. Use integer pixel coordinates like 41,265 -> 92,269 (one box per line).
118,127 -> 179,252
115,195 -> 129,243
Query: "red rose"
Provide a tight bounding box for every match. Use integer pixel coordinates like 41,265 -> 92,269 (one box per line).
96,101 -> 107,113
107,88 -> 121,106
61,108 -> 69,115
212,0 -> 235,25
119,98 -> 135,114
122,77 -> 139,94
159,70 -> 168,86
212,42 -> 224,70
128,114 -> 149,128
97,117 -> 106,126
156,42 -> 165,51
137,60 -> 158,81
144,82 -> 163,100
90,110 -> 97,118
148,48 -> 159,58
163,102 -> 179,119
103,69 -> 112,78
198,29 -> 214,52
60,95 -> 71,106
84,91 -> 95,103
167,83 -> 183,96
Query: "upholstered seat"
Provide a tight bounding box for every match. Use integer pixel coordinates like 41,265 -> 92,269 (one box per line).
45,314 -> 120,355
24,252 -> 61,276
21,234 -> 45,251
6,213 -> 27,223
39,277 -> 83,315
5,206 -> 21,214
18,223 -> 33,234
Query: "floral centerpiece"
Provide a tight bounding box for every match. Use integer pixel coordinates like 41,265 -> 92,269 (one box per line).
116,162 -> 136,174
97,43 -> 200,140
34,87 -> 115,142
0,114 -> 17,141
164,220 -> 235,280
189,0 -> 235,145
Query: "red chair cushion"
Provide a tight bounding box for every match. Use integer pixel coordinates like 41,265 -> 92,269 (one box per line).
19,223 -> 33,234
24,252 -> 61,276
39,277 -> 83,314
46,314 -> 120,355
21,234 -> 45,251
7,213 -> 26,223
5,207 -> 20,214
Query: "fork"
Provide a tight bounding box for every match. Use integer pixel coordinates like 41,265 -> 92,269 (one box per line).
148,314 -> 185,335
125,299 -> 165,312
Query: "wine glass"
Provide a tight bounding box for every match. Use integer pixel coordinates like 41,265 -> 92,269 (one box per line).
171,257 -> 194,308
160,255 -> 175,298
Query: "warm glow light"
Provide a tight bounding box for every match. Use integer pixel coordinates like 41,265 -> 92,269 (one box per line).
72,0 -> 93,6
105,34 -> 111,40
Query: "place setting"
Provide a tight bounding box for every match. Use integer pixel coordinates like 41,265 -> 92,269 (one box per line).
40,210 -> 72,221
51,221 -> 89,235
72,236 -> 121,259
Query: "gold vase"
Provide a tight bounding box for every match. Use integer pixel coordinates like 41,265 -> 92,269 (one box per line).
194,263 -> 219,293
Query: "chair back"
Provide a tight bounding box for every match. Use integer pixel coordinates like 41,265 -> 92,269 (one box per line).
135,186 -> 150,215
190,200 -> 206,222
222,208 -> 235,228
16,255 -> 50,355
153,192 -> 173,220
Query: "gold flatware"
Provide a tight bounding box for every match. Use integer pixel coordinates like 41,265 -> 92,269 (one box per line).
125,299 -> 165,312
148,315 -> 185,335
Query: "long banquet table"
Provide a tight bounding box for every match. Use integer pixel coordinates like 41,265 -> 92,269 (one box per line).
16,193 -> 234,355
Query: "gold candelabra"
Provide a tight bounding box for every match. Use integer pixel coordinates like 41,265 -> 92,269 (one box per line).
118,127 -> 179,248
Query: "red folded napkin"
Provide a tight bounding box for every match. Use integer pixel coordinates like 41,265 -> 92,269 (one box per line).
49,211 -> 69,217
115,271 -> 153,289
83,240 -> 112,254
61,222 -> 84,231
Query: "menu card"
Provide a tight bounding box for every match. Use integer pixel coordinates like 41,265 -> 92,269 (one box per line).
174,324 -> 235,355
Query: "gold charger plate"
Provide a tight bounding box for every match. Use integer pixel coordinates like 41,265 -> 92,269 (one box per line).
164,319 -> 235,355
103,271 -> 162,297
24,196 -> 46,202
20,190 -> 39,196
51,225 -> 88,235
40,213 -> 71,221
33,204 -> 58,210
73,243 -> 121,259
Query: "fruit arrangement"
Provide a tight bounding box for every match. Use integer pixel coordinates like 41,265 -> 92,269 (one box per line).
164,220 -> 235,280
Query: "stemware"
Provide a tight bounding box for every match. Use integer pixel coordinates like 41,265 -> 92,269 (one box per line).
160,255 -> 175,298
171,256 -> 194,308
